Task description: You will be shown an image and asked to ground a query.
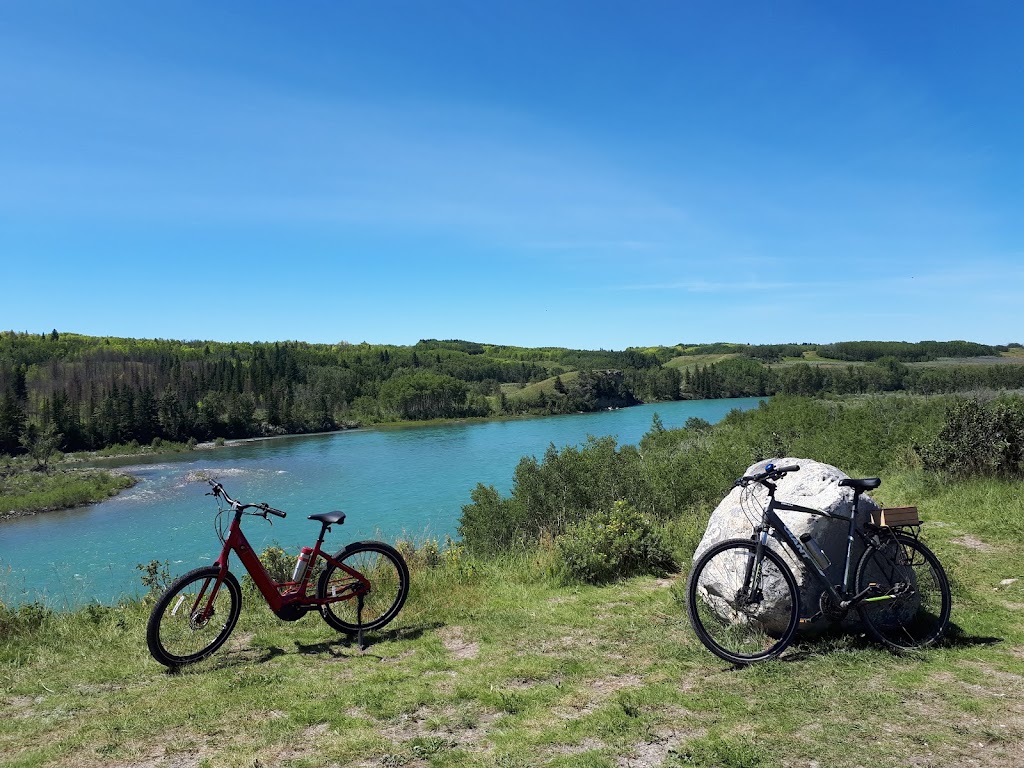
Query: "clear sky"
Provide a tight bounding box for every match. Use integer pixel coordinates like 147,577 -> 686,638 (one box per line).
1,1 -> 1021,349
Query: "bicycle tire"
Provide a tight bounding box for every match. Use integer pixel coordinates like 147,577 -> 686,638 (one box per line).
686,538 -> 801,665
146,566 -> 242,667
855,531 -> 951,650
318,541 -> 409,634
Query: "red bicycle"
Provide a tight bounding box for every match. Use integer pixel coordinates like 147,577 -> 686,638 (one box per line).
146,479 -> 409,667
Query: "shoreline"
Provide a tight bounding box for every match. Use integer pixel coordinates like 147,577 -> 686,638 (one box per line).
0,468 -> 138,522
3,396 -> 760,519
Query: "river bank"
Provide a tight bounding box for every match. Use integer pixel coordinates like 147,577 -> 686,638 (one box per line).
0,401 -> 678,518
0,397 -> 770,607
0,466 -> 137,521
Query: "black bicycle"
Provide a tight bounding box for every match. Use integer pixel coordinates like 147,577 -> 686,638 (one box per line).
686,464 -> 951,665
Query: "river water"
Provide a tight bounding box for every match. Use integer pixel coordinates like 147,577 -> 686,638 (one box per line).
0,397 -> 764,606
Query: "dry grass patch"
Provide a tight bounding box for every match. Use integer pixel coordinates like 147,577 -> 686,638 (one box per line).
438,625 -> 480,660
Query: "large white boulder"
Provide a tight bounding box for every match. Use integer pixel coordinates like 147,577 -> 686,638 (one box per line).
693,458 -> 881,630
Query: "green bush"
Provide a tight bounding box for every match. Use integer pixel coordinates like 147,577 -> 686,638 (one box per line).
136,560 -> 171,603
459,436 -> 650,554
459,392 -> 1024,557
918,397 -> 1024,478
259,545 -> 292,583
0,599 -> 52,637
555,501 -> 676,584
396,537 -> 445,570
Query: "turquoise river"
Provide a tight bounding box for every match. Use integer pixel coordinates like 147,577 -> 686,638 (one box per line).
0,397 -> 764,606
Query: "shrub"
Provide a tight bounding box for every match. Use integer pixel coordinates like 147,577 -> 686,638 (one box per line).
136,560 -> 171,603
396,537 -> 441,569
0,599 -> 52,637
396,536 -> 466,570
555,500 -> 676,584
919,397 -> 1024,478
460,436 -> 649,554
259,545 -> 292,584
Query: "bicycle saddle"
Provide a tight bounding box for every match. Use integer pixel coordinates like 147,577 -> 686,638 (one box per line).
308,510 -> 347,525
839,477 -> 881,491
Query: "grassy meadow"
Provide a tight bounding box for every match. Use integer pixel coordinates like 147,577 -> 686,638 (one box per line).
3,391 -> 1024,767
2,470 -> 1022,768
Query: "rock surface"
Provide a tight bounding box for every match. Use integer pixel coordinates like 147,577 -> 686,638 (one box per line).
693,457 -> 881,629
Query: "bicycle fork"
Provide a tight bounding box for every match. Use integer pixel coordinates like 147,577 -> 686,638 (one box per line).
172,575 -> 220,627
738,529 -> 771,605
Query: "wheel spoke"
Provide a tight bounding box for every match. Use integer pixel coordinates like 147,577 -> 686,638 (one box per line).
147,568 -> 241,667
687,540 -> 799,664
857,534 -> 950,650
319,543 -> 408,634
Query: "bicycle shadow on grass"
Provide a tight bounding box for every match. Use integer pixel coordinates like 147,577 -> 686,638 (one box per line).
737,620 -> 1003,668
163,645 -> 287,675
292,621 -> 444,660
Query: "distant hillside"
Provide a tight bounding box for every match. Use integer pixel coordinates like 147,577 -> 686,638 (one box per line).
1,331 -> 1021,456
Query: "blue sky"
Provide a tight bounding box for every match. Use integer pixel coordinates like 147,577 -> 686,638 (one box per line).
1,1 -> 1021,349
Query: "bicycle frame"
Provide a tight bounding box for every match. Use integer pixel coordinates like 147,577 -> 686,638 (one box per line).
747,482 -> 878,609
209,508 -> 370,619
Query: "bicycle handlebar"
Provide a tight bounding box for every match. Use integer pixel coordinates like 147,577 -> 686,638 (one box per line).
206,479 -> 287,518
735,463 -> 801,488
259,503 -> 287,518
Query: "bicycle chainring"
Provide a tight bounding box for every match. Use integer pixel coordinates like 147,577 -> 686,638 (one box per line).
819,591 -> 848,622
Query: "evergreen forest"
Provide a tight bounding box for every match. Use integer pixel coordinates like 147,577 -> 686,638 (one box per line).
1,330 -> 1022,456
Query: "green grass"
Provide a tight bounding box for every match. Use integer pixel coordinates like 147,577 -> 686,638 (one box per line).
663,353 -> 741,372
65,440 -> 195,460
912,354 -> 1024,367
776,352 -> 851,366
772,352 -> 1024,368
2,472 -> 1022,767
503,372 -> 582,402
0,468 -> 136,517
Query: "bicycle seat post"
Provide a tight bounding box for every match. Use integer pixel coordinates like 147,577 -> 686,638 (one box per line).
307,510 -> 347,548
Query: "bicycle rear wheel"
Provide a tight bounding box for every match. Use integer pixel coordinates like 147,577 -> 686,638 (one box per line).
146,566 -> 241,667
318,541 -> 409,634
856,531 -> 950,650
686,538 -> 800,665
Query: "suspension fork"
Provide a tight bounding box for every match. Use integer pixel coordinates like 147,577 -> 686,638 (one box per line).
740,527 -> 771,601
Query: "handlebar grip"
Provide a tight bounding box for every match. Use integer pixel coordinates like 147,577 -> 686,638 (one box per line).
776,464 -> 801,474
264,506 -> 287,518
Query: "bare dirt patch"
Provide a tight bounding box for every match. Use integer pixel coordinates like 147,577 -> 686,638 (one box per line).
643,576 -> 681,591
952,535 -> 996,552
548,736 -> 607,756
376,704 -> 503,753
5,695 -> 44,719
553,674 -> 644,721
438,626 -> 480,660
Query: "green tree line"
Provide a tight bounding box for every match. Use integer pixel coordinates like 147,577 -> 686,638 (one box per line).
682,356 -> 1024,399
3,330 -> 1021,457
0,331 -> 667,455
654,339 -> 1012,363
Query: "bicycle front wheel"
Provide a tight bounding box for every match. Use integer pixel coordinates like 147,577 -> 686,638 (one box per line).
318,541 -> 409,634
856,531 -> 951,650
686,538 -> 800,665
146,566 -> 242,667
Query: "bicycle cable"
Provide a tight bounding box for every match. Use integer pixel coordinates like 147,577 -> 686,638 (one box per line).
739,482 -> 768,530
